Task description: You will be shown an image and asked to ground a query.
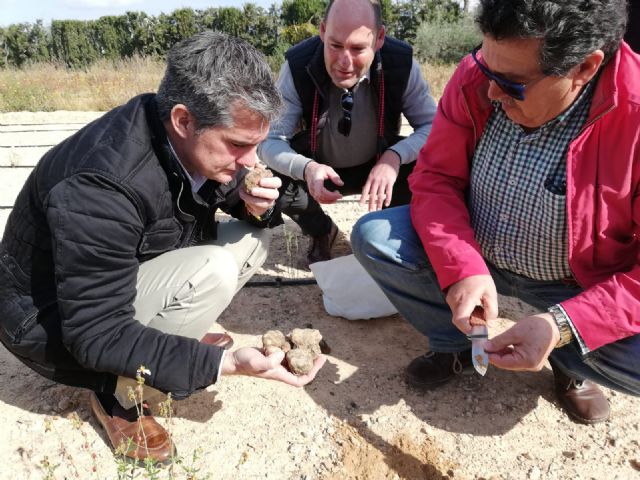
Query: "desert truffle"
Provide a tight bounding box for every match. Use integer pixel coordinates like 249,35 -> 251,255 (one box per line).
289,328 -> 323,357
262,329 -> 290,355
260,328 -> 323,375
286,349 -> 315,375
243,166 -> 273,194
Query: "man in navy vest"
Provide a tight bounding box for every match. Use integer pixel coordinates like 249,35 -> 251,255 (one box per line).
258,0 -> 437,267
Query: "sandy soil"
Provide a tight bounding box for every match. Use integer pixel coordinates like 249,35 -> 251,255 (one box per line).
0,114 -> 639,479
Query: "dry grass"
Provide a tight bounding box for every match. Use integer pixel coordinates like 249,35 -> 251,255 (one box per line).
0,56 -> 164,112
0,59 -> 456,112
421,62 -> 457,102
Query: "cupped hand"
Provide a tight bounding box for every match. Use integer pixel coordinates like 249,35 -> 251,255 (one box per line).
484,313 -> 560,371
304,162 -> 344,204
221,346 -> 327,387
240,175 -> 282,218
360,150 -> 401,211
445,274 -> 498,334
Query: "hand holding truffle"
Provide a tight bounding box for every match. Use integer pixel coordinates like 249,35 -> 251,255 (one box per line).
240,164 -> 281,219
221,344 -> 326,387
262,328 -> 327,375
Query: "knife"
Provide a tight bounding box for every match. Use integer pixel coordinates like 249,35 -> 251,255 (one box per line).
468,305 -> 489,376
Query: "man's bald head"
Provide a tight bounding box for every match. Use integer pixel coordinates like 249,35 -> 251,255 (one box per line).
319,0 -> 386,89
324,0 -> 383,32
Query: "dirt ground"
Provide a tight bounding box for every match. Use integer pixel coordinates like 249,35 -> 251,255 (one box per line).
0,113 -> 639,479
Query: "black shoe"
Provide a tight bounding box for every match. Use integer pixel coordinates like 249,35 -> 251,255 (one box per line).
405,350 -> 473,390
551,363 -> 610,424
306,221 -> 339,266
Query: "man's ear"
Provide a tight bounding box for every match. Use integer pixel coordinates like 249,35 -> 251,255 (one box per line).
571,49 -> 605,87
319,21 -> 326,43
375,25 -> 385,51
169,104 -> 194,140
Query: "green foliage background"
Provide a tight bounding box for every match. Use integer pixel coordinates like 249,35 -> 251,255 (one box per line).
0,0 -> 480,69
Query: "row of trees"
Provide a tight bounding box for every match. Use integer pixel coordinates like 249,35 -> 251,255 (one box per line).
0,0 -> 470,69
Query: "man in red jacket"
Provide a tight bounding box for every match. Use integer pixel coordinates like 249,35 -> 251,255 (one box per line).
352,0 -> 639,424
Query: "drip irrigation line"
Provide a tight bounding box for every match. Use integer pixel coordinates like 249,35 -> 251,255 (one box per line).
245,277 -> 317,288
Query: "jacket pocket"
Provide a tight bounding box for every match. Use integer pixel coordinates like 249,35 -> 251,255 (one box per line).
0,249 -> 30,291
11,311 -> 38,345
138,218 -> 183,256
0,294 -> 38,349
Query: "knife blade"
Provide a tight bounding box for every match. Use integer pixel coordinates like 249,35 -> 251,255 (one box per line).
469,305 -> 489,376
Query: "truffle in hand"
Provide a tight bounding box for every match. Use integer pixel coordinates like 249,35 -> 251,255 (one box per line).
243,165 -> 273,194
260,328 -> 324,375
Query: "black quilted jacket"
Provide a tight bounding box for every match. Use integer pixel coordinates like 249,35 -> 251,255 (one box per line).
0,94 -> 281,398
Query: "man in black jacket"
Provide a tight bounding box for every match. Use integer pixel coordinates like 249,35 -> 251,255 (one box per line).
625,0 -> 640,53
0,31 -> 325,463
258,0 -> 437,267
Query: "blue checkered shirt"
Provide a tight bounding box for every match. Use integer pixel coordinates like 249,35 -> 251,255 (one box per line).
470,83 -> 594,281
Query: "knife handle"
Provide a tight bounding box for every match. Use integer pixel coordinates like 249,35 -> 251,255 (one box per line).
469,305 -> 487,326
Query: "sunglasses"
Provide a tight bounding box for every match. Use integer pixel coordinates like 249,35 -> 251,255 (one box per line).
471,45 -> 545,101
337,90 -> 354,136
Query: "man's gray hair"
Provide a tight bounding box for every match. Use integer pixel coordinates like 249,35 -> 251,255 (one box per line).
156,31 -> 283,130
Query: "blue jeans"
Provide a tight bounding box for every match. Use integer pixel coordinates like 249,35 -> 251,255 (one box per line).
351,205 -> 640,396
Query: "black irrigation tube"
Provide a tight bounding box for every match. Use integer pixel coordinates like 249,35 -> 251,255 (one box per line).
245,277 -> 318,288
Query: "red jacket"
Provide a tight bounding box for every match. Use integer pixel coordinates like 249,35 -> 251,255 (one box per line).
409,42 -> 640,351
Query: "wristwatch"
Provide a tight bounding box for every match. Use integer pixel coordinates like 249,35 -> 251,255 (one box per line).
548,305 -> 573,348
251,205 -> 274,222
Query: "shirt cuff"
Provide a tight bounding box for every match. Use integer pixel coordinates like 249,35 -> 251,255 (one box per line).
215,349 -> 227,383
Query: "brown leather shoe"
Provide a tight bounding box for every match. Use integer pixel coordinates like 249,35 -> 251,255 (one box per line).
90,392 -> 175,464
200,332 -> 234,349
552,365 -> 610,424
306,221 -> 339,266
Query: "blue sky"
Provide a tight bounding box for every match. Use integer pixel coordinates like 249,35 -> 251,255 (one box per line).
0,0 -> 278,27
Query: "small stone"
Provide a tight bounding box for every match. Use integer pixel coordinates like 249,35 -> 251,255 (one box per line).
528,466 -> 541,480
630,459 -> 640,471
562,451 -> 576,460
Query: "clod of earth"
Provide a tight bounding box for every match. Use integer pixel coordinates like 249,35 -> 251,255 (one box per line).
261,328 -> 323,375
243,165 -> 273,194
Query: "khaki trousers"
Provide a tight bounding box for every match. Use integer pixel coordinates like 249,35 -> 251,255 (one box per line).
114,220 -> 270,408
